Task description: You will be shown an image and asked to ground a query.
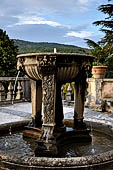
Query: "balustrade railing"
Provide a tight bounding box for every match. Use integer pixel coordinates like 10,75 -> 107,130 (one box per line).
0,77 -> 31,105
1,76 -> 112,112
0,77 -> 75,106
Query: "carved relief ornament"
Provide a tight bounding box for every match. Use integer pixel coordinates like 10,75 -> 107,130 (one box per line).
36,55 -> 56,76
81,59 -> 92,72
17,57 -> 24,71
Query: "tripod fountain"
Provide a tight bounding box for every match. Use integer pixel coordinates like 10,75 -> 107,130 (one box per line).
17,52 -> 93,156
0,52 -> 113,170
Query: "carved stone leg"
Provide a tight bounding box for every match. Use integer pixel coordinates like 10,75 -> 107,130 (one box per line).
35,74 -> 58,156
30,80 -> 42,127
74,75 -> 87,130
55,83 -> 66,132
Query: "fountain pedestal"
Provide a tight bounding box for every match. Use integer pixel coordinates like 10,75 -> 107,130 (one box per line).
17,53 -> 93,156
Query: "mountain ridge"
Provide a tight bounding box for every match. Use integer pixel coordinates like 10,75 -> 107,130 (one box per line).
14,39 -> 90,54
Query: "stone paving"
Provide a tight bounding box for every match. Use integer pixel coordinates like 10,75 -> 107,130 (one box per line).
0,102 -> 113,126
0,102 -> 31,125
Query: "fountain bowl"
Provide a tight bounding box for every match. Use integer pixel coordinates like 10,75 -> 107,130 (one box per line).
0,120 -> 113,170
17,53 -> 93,83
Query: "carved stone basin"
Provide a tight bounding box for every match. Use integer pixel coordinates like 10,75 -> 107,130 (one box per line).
17,53 -> 93,83
17,53 -> 93,156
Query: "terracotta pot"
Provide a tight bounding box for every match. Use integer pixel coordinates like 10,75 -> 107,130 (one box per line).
92,66 -> 107,79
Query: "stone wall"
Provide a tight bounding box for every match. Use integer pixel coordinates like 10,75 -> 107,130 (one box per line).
86,78 -> 113,112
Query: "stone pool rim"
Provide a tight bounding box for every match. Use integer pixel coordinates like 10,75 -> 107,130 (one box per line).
0,119 -> 113,169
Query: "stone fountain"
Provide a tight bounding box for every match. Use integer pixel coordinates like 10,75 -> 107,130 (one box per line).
17,52 -> 93,156
0,52 -> 113,170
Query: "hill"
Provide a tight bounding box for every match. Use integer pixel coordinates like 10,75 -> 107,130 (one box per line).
14,39 -> 90,54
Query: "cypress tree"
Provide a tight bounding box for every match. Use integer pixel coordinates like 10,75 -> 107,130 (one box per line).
0,29 -> 18,76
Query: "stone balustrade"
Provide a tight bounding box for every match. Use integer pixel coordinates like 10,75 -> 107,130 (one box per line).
1,77 -> 113,113
0,77 -> 74,106
0,77 -> 31,105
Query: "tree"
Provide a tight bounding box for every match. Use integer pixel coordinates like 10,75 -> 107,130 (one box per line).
0,29 -> 18,76
93,0 -> 113,45
85,39 -> 113,65
85,0 -> 113,77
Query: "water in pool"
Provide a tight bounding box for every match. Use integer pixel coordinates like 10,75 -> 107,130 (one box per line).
0,130 -> 113,158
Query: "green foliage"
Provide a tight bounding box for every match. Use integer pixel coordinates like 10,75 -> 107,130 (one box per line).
93,1 -> 113,45
14,39 -> 90,55
0,29 -> 18,76
85,39 -> 113,66
105,53 -> 113,78
84,39 -> 100,49
63,83 -> 70,94
85,0 -> 113,77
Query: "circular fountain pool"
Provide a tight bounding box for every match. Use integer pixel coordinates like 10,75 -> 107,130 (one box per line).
0,121 -> 113,170
0,130 -> 113,158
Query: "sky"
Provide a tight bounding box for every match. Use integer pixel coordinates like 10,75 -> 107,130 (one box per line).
0,0 -> 109,48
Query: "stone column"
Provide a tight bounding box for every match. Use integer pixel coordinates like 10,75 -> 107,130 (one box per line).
55,83 -> 65,132
35,55 -> 57,156
31,80 -> 42,127
36,74 -> 57,156
73,59 -> 92,130
41,74 -> 56,139
0,82 -> 5,101
74,72 -> 87,130
7,81 -> 13,101
16,81 -> 22,100
37,55 -> 56,139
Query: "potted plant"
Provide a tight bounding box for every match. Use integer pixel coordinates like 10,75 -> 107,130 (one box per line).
85,39 -> 113,78
92,64 -> 107,79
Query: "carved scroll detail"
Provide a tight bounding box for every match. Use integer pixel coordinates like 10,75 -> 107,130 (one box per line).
36,55 -> 56,76
42,74 -> 56,125
37,55 -> 56,66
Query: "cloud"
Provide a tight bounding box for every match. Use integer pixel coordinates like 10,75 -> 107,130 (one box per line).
0,0 -> 97,22
0,0 -> 105,48
78,0 -> 90,11
65,31 -> 93,39
0,0 -> 101,30
8,15 -> 62,27
19,20 -> 61,27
